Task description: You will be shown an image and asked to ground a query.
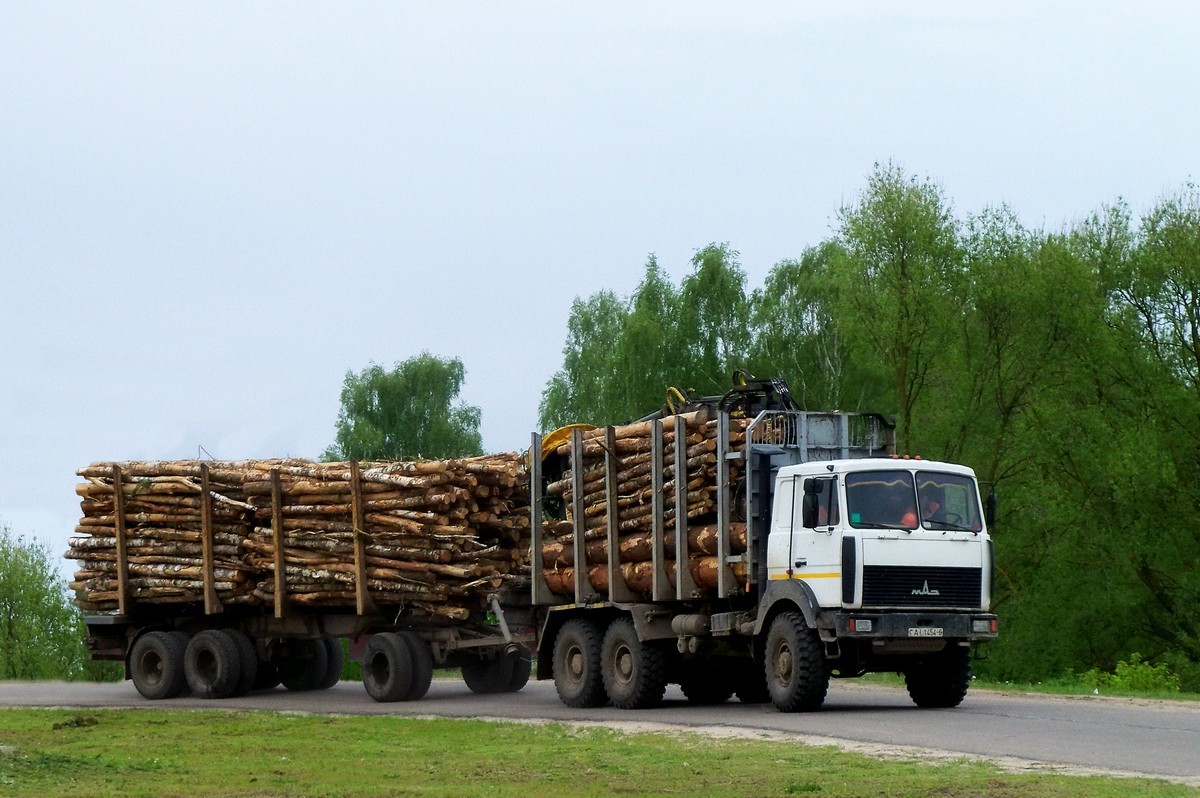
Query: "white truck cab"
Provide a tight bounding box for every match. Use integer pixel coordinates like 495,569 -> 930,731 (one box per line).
768,458 -> 992,613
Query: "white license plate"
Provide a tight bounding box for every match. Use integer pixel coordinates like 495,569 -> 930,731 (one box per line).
908,627 -> 943,637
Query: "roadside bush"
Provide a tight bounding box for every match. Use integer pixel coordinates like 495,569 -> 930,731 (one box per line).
1081,653 -> 1181,695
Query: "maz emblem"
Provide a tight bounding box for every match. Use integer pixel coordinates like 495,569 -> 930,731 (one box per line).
912,580 -> 940,596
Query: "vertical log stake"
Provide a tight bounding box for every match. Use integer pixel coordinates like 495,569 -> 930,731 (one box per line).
271,468 -> 288,619
673,416 -> 698,599
571,427 -> 588,604
111,464 -> 130,616
199,463 -> 222,615
350,460 -> 375,616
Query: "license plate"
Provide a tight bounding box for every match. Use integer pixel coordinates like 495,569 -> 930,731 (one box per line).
908,627 -> 943,637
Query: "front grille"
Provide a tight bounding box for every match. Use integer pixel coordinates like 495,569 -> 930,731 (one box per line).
861,565 -> 981,608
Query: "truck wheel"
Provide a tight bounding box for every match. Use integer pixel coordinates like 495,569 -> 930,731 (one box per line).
129,631 -> 188,700
317,636 -> 343,690
506,645 -> 532,693
679,661 -> 734,705
905,644 -> 971,708
601,618 -> 668,709
226,630 -> 258,697
279,638 -> 329,692
734,658 -> 770,704
462,653 -> 514,694
397,632 -> 433,700
184,629 -> 243,699
362,632 -> 413,702
764,612 -> 828,712
552,618 -> 606,708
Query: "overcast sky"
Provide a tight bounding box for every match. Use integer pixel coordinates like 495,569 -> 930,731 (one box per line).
2,2 -> 1198,571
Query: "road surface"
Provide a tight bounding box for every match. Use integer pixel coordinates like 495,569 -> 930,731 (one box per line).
2,679 -> 1197,786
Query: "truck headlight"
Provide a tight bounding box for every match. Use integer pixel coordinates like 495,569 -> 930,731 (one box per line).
972,618 -> 997,634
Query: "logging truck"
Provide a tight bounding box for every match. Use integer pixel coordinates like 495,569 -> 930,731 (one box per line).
529,376 -> 998,711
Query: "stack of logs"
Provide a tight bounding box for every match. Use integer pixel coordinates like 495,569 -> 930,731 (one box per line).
68,461 -> 259,611
240,456 -> 529,620
66,455 -> 530,620
539,409 -> 751,597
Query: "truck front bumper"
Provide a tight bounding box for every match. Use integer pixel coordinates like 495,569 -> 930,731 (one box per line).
823,611 -> 998,642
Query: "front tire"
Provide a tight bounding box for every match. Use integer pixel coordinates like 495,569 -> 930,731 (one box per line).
905,644 -> 972,708
764,612 -> 828,712
552,619 -> 606,708
601,618 -> 668,709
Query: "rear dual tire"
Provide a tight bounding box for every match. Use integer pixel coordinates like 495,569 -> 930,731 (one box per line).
362,632 -> 434,702
130,630 -> 190,700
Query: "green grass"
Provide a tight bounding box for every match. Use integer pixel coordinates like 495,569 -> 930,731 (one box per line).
0,708 -> 1194,797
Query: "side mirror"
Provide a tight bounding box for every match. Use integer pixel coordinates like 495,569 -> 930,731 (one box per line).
803,478 -> 823,495
985,492 -> 997,529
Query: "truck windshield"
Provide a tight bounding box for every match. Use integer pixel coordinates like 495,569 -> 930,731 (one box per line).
916,471 -> 983,532
845,471 -> 918,529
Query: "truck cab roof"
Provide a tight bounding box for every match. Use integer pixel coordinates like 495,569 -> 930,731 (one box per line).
779,458 -> 979,480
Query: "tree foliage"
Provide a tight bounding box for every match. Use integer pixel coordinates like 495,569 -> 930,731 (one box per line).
324,353 -> 483,461
537,164 -> 1200,689
0,526 -> 116,680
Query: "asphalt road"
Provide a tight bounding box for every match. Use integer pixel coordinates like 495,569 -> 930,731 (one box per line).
3,678 -> 1198,786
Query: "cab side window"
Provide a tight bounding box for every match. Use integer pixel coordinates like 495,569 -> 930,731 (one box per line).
800,477 -> 839,528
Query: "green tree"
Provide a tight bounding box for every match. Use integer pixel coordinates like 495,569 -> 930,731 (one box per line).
678,243 -> 751,395
539,290 -> 630,429
0,526 -> 112,680
830,163 -> 963,450
614,256 -> 689,414
749,242 -> 888,410
324,353 -> 483,461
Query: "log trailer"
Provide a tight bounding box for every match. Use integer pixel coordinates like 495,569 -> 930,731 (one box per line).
77,459 -> 536,704
528,377 -> 998,711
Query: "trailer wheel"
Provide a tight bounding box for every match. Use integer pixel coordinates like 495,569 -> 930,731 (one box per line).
506,645 -> 532,693
552,619 -> 606,708
601,618 -> 668,710
184,629 -> 243,699
279,638 -> 329,692
317,636 -> 344,690
397,632 -> 433,700
764,612 -> 828,712
462,653 -> 514,694
362,632 -> 413,702
905,644 -> 971,708
129,631 -> 188,700
226,630 -> 258,697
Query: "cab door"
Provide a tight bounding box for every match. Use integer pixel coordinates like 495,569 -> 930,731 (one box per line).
766,474 -> 842,606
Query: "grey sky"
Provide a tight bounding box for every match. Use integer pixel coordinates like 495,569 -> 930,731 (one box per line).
2,3 -> 1198,570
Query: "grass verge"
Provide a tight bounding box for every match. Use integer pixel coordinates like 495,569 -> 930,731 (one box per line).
0,708 -> 1194,797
